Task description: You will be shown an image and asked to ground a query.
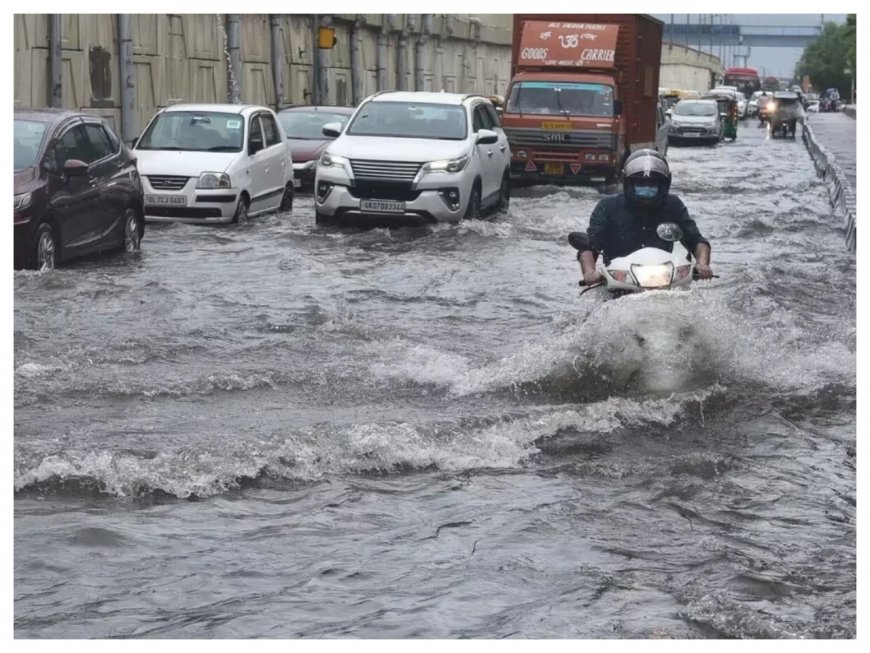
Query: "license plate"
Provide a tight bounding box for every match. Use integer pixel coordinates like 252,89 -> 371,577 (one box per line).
684,132 -> 702,137
145,194 -> 187,206
293,178 -> 301,188
360,199 -> 405,214
544,163 -> 564,175
541,122 -> 571,130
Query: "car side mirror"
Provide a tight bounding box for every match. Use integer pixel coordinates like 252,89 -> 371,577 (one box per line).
63,159 -> 89,177
614,100 -> 622,116
322,122 -> 343,139
249,137 -> 264,155
665,109 -> 673,117
476,129 -> 498,145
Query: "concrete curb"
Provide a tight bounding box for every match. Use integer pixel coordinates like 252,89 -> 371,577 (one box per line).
843,105 -> 856,119
801,121 -> 857,253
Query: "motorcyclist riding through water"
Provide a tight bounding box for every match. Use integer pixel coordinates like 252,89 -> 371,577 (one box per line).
575,149 -> 714,285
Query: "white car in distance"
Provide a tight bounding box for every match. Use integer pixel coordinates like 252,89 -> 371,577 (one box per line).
314,91 -> 511,225
133,103 -> 294,224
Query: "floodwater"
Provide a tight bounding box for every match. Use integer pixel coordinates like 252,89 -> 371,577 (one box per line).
14,122 -> 855,638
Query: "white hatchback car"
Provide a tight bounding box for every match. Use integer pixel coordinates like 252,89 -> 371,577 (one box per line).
133,103 -> 294,223
314,91 -> 511,225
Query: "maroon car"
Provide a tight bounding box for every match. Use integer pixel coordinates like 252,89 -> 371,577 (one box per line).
14,107 -> 145,270
277,106 -> 355,191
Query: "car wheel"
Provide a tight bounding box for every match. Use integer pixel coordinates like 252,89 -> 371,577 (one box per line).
123,208 -> 142,252
32,223 -> 57,271
495,174 -> 510,215
279,183 -> 294,212
232,195 -> 249,224
463,184 -> 481,220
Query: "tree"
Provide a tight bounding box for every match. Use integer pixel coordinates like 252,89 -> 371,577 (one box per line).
795,20 -> 854,97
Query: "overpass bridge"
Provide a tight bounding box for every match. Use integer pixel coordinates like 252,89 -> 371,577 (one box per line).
663,24 -> 822,48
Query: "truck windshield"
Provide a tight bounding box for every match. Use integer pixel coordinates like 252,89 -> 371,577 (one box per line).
506,82 -> 614,117
346,102 -> 467,140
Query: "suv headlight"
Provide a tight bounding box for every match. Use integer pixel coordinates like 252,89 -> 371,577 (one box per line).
422,154 -> 469,174
319,151 -> 351,173
14,192 -> 32,210
196,172 -> 231,189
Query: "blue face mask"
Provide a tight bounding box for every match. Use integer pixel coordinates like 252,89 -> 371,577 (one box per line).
633,184 -> 658,199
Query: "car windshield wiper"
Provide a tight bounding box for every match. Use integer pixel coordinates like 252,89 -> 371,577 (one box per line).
205,145 -> 242,151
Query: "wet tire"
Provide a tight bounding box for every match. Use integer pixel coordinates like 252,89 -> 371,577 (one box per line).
279,183 -> 294,212
123,208 -> 142,252
31,223 -> 57,271
495,174 -> 510,215
463,185 -> 481,221
232,195 -> 249,224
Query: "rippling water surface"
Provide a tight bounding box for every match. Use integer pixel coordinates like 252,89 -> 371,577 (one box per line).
14,123 -> 855,638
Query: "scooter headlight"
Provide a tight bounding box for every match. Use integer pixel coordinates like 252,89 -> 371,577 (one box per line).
630,263 -> 674,288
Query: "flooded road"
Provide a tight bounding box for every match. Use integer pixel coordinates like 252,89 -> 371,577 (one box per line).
14,122 -> 855,638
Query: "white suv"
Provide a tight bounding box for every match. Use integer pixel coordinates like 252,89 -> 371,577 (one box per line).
314,92 -> 510,225
133,103 -> 294,224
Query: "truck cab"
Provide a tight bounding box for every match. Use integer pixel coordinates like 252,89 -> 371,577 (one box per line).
501,15 -> 664,186
503,71 -> 624,183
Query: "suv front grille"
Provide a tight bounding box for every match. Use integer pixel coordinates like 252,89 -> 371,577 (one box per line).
350,159 -> 422,182
148,175 -> 189,191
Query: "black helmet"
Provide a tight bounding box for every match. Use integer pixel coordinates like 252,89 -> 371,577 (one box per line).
622,148 -> 671,208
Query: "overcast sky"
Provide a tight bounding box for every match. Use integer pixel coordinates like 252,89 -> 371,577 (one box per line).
652,13 -> 848,78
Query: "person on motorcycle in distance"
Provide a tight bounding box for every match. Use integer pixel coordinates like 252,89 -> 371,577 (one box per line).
577,149 -> 714,285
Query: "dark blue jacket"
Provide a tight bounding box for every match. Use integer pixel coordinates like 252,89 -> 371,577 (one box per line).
587,193 -> 710,265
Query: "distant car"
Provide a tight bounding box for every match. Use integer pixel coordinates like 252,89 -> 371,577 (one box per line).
314,91 -> 511,225
14,107 -> 145,270
133,103 -> 294,224
277,106 -> 355,191
667,99 -> 723,146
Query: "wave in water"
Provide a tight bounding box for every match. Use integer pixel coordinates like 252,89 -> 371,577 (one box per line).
15,389 -> 719,499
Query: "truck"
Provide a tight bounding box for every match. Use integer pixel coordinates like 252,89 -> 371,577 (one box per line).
502,14 -> 664,186
723,67 -> 761,99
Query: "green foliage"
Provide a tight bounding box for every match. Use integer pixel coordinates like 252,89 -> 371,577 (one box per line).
796,19 -> 856,98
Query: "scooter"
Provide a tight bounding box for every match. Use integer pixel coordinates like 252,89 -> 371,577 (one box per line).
568,222 -> 711,296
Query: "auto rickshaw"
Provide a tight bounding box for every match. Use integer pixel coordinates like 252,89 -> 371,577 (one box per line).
768,91 -> 805,138
702,90 -> 738,141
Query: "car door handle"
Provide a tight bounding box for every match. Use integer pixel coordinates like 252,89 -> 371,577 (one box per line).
499,144 -> 506,152
487,149 -> 494,157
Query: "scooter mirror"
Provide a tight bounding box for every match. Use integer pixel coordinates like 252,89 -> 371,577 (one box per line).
656,222 -> 684,242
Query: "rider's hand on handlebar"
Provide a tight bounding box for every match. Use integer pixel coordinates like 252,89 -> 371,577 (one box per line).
695,263 -> 714,280
583,270 -> 603,286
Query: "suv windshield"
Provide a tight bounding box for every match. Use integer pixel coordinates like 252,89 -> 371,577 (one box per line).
278,111 -> 350,139
15,119 -> 48,170
137,111 -> 244,151
673,101 -> 717,117
346,102 -> 467,140
506,82 -> 614,117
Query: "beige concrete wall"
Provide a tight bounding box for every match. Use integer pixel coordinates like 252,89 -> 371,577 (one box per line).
659,42 -> 723,92
14,13 -> 513,138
